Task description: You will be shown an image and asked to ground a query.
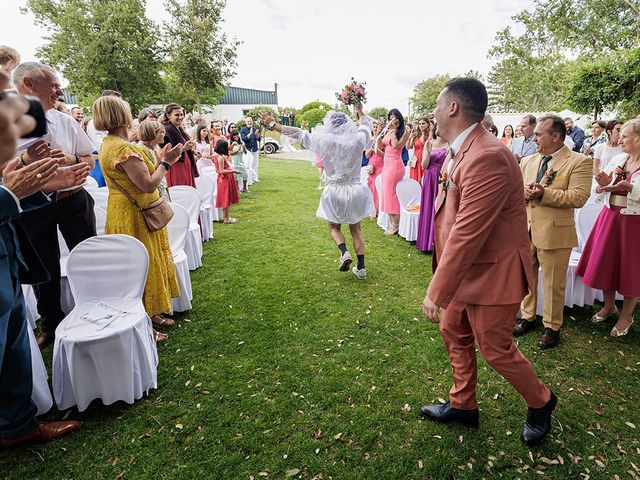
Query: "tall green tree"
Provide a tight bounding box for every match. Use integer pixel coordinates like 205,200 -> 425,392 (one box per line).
25,0 -> 164,111
163,0 -> 239,112
410,75 -> 450,115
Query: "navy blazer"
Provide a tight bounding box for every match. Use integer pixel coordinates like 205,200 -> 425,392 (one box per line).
0,188 -> 51,289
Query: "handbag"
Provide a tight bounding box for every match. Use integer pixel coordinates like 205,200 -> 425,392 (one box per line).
409,155 -> 418,168
106,172 -> 173,232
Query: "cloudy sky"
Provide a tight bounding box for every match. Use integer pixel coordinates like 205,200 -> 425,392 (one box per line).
4,0 -> 530,115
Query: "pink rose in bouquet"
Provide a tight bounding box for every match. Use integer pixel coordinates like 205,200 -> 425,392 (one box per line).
336,78 -> 367,106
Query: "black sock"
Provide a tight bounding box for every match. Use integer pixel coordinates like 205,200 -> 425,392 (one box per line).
357,255 -> 365,270
338,243 -> 348,255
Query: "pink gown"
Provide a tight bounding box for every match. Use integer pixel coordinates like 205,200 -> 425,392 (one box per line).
380,133 -> 405,215
367,150 -> 384,216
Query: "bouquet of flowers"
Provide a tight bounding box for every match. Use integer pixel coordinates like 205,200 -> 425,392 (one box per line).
336,78 -> 367,106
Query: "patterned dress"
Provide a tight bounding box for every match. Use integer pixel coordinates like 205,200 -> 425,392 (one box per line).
100,135 -> 180,316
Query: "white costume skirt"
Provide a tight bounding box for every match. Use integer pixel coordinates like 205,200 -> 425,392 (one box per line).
316,182 -> 376,225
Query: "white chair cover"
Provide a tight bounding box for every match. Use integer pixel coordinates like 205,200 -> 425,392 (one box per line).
83,175 -> 99,193
396,178 -> 422,241
57,229 -> 75,315
53,235 -> 158,412
168,186 -> 203,270
199,167 -> 223,222
575,203 -> 603,253
27,326 -> 53,416
375,174 -> 390,230
194,175 -> 215,241
360,167 -> 369,185
167,203 -> 193,313
22,285 -> 39,329
89,186 -> 109,211
94,206 -> 107,236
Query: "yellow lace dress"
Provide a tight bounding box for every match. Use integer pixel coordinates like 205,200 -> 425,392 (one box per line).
100,135 -> 180,316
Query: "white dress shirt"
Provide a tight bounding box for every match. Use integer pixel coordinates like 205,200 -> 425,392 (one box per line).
447,122 -> 478,174
46,109 -> 95,156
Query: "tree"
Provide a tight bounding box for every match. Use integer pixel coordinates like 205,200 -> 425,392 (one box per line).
163,0 -> 239,112
299,101 -> 332,116
410,75 -> 450,115
368,107 -> 388,120
297,108 -> 326,129
25,0 -> 164,111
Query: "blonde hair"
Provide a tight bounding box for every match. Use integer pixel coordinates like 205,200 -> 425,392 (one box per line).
0,46 -> 20,69
138,119 -> 164,142
92,95 -> 132,132
621,118 -> 640,149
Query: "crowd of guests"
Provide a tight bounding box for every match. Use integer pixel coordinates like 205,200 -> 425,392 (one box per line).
0,43 -> 268,447
362,106 -> 639,348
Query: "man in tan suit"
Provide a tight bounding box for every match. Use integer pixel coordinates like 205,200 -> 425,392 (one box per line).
514,115 -> 592,348
420,78 -> 556,447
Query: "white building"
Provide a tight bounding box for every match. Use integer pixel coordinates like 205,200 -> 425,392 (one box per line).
210,84 -> 279,122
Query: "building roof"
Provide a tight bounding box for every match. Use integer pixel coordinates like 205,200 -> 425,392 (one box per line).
219,85 -> 278,106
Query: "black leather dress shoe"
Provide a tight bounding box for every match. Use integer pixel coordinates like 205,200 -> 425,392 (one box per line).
521,391 -> 558,447
513,318 -> 536,336
537,328 -> 560,349
419,401 -> 479,428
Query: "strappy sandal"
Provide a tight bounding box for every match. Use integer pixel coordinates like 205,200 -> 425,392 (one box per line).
611,317 -> 634,337
153,329 -> 169,342
152,315 -> 175,327
224,218 -> 238,224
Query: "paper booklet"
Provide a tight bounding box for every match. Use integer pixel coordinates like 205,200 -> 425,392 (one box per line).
79,302 -> 125,329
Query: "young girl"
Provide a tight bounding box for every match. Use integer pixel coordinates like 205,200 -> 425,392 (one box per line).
138,119 -> 171,200
229,131 -> 249,193
213,139 -> 241,223
195,125 -> 214,170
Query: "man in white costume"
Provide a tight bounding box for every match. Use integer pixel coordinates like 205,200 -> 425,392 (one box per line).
262,105 -> 375,279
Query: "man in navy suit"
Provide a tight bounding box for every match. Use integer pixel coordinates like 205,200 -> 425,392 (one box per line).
0,72 -> 85,448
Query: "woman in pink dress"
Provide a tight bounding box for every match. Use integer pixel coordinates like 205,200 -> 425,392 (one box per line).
576,119 -> 640,337
365,121 -> 385,216
407,116 -> 431,183
379,109 -> 410,235
213,139 -> 241,223
161,103 -> 198,188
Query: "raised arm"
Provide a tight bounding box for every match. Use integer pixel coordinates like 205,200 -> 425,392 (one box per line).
119,144 -> 182,193
261,112 -> 313,149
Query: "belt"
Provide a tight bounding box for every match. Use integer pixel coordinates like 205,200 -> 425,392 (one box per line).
57,187 -> 83,200
609,194 -> 627,207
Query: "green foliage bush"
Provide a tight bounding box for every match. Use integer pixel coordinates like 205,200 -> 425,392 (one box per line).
299,101 -> 332,116
297,108 -> 327,129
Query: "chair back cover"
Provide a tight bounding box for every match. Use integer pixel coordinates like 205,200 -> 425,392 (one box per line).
168,186 -> 202,223
200,166 -> 217,179
90,186 -> 109,211
167,202 -> 189,254
83,175 -> 99,193
576,202 -> 603,251
194,175 -> 215,204
374,174 -> 383,199
396,178 -> 422,208
67,234 -> 149,304
94,206 -> 107,235
360,167 -> 369,185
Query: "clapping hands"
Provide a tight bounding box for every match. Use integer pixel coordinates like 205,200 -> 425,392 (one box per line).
22,140 -> 66,165
524,183 -> 544,201
159,143 -> 183,165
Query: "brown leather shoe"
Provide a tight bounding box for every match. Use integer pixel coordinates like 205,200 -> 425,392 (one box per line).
36,331 -> 55,349
513,318 -> 536,336
537,328 -> 560,349
0,421 -> 81,449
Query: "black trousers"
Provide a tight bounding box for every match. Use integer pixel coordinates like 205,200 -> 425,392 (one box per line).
20,189 -> 96,333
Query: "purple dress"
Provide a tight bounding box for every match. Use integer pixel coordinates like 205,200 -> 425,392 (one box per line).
416,147 -> 447,252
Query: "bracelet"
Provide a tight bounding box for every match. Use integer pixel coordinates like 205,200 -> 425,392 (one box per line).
75,155 -> 81,164
160,161 -> 171,171
267,121 -> 276,130
20,153 -> 27,166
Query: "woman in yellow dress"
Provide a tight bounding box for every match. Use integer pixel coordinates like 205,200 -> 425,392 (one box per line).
92,95 -> 183,342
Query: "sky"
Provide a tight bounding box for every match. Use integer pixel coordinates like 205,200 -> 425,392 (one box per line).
3,0 -> 531,115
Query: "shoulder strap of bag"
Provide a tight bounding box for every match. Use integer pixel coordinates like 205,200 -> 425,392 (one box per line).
104,171 -> 144,211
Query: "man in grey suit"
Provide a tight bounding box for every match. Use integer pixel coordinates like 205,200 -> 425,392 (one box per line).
511,114 -> 538,162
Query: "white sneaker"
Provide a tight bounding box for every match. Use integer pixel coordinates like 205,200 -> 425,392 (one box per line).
338,251 -> 352,271
352,266 -> 367,280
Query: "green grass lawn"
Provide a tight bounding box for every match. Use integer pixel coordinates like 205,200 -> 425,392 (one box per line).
3,158 -> 639,479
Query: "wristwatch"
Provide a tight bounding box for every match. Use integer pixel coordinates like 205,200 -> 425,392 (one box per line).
267,120 -> 276,130
161,161 -> 171,171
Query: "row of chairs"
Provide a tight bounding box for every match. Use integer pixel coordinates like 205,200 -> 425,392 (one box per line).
27,172 -> 226,414
370,171 -> 422,241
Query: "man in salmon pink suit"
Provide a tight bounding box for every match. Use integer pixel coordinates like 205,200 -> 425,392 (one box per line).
420,78 -> 556,446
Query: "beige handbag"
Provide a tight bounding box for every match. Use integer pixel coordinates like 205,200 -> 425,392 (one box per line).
409,154 -> 418,168
106,173 -> 174,232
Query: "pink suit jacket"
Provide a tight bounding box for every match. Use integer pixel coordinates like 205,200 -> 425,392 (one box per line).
428,124 -> 535,309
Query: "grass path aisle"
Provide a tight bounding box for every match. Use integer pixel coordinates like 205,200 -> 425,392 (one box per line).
4,158 -> 639,479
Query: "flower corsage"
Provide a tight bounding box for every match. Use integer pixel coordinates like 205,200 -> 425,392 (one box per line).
542,168 -> 557,187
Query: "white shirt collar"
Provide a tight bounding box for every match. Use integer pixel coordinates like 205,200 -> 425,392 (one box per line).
450,123 -> 478,156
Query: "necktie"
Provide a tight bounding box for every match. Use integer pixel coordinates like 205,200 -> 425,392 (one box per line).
536,155 -> 553,183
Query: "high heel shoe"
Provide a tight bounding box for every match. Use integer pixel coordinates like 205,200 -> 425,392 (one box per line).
611,318 -> 634,337
591,307 -> 619,323
384,223 -> 399,236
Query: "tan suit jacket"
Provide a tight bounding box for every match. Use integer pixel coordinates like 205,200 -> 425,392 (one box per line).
428,124 -> 534,308
520,146 -> 592,249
